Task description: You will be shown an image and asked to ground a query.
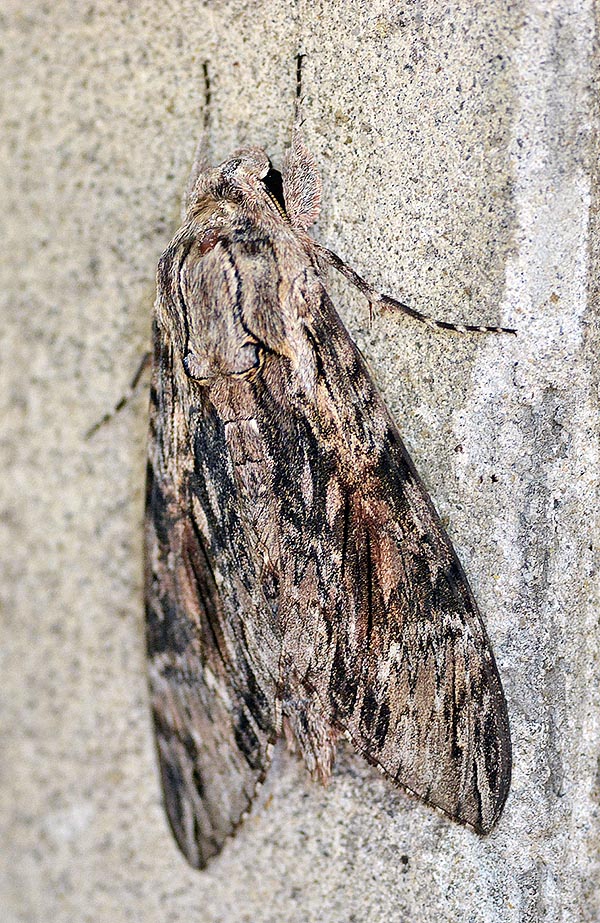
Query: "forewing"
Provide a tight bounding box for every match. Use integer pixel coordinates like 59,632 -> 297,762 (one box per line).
145,321 -> 279,868
277,284 -> 511,833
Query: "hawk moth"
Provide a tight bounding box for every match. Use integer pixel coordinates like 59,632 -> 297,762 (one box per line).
145,113 -> 512,869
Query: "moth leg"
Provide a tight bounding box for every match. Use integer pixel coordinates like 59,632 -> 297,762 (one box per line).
85,350 -> 151,439
316,243 -> 516,335
182,61 -> 212,220
282,54 -> 322,232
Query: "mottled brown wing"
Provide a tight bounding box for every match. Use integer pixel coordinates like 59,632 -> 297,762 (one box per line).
145,325 -> 280,869
272,283 -> 511,833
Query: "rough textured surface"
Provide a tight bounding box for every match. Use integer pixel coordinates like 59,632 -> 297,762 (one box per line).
1,1 -> 598,921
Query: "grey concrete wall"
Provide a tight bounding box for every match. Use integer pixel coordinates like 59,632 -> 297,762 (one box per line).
1,1 -> 599,921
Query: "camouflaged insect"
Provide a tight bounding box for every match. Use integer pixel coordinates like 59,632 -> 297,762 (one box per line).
145,110 -> 512,869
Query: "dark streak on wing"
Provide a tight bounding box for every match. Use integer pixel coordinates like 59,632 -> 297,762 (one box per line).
269,282 -> 511,834
146,238 -> 280,868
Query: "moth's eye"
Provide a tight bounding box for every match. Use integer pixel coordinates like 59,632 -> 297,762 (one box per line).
261,166 -> 286,214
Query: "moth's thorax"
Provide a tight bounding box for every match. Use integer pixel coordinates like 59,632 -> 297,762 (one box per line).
159,200 -> 316,389
154,142 -> 325,392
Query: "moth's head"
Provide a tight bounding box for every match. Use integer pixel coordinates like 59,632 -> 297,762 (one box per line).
204,148 -> 288,219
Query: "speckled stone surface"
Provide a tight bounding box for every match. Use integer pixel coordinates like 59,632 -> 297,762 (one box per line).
1,1 -> 599,921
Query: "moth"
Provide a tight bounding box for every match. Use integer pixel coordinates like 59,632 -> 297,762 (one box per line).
145,103 -> 512,869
